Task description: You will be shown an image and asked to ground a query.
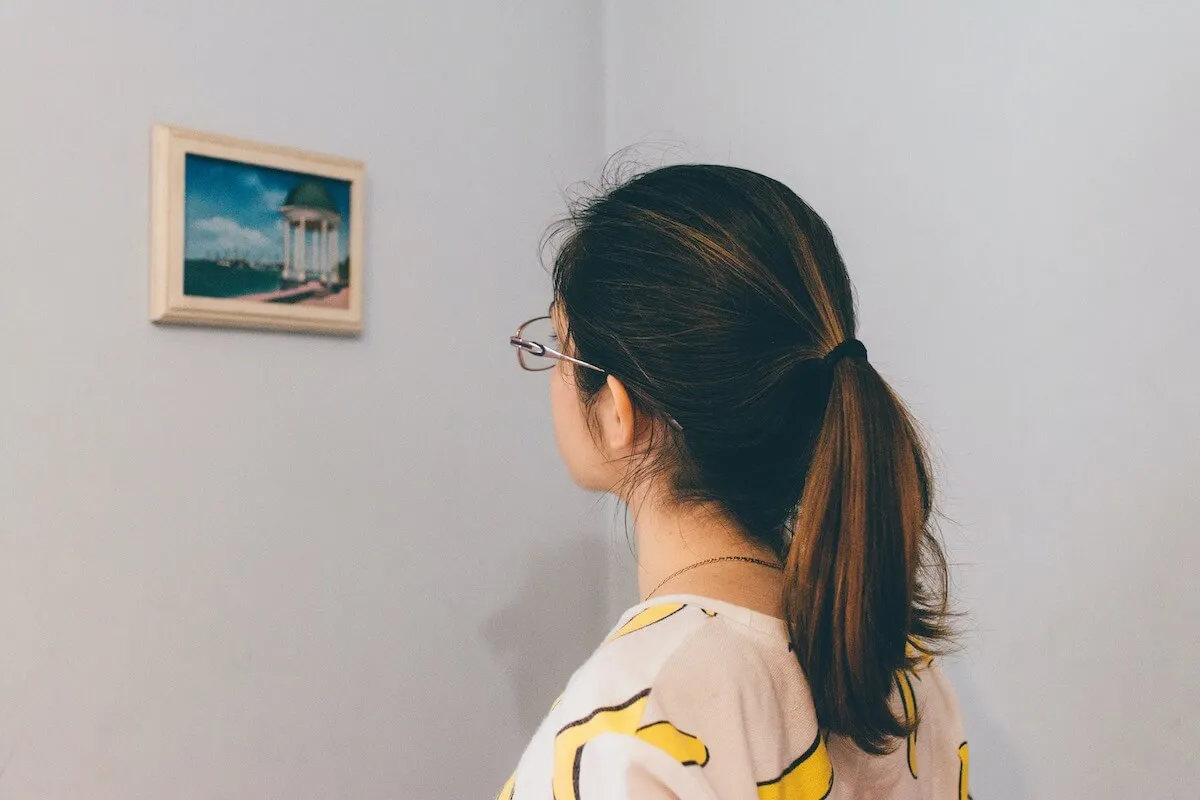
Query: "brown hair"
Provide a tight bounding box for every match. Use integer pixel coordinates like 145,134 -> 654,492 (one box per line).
550,163 -> 952,753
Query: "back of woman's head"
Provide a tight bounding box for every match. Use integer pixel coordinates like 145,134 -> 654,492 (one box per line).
551,163 -> 952,754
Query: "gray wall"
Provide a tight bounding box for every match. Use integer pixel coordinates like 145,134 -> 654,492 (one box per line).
605,1 -> 1200,798
0,1 -> 619,797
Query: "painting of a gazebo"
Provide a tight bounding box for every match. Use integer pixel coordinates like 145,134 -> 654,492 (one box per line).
151,125 -> 364,335
181,156 -> 351,308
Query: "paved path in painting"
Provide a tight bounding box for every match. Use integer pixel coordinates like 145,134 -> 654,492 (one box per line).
238,281 -> 351,309
240,281 -> 326,303
297,290 -> 351,309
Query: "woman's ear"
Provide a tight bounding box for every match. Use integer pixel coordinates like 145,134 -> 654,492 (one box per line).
600,374 -> 638,453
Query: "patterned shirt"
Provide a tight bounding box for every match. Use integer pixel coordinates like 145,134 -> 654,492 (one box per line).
497,595 -> 969,800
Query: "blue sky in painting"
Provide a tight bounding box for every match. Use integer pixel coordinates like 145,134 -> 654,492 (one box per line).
184,154 -> 351,263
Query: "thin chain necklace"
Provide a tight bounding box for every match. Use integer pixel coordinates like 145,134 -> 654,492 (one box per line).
645,555 -> 783,600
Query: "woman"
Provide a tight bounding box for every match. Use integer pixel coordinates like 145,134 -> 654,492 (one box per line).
501,165 -> 968,799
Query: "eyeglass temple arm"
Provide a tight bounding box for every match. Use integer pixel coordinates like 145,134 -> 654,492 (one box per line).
510,336 -> 603,374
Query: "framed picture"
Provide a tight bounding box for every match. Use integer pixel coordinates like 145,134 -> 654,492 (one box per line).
150,125 -> 365,335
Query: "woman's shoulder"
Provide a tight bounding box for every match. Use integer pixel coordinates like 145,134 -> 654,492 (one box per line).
530,597 -> 828,800
559,600 -> 721,708
553,596 -> 820,743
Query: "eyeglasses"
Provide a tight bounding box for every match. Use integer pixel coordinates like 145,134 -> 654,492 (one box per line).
509,315 -> 602,373
509,315 -> 684,431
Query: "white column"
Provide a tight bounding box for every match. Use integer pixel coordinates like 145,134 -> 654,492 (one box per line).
330,226 -> 340,285
295,220 -> 306,281
312,224 -> 320,283
320,219 -> 330,283
312,226 -> 320,281
282,220 -> 291,279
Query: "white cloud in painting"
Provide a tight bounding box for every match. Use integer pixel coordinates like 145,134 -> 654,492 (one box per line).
194,216 -> 273,257
261,188 -> 287,210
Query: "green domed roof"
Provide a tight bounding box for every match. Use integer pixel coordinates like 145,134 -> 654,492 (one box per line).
283,180 -> 339,213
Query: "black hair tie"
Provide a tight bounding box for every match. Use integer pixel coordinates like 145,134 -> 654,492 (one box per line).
823,338 -> 868,368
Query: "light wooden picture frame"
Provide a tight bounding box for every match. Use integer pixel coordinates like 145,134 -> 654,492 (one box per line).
150,125 -> 365,335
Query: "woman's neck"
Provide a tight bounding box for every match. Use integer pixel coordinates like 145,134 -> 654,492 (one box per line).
629,490 -> 786,619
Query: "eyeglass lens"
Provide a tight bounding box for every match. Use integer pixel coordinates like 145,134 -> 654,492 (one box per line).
517,316 -> 559,371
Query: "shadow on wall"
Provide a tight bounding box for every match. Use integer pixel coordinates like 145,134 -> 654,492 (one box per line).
482,534 -> 615,739
946,660 -> 1030,800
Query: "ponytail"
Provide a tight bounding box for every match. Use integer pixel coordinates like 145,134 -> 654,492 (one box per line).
784,353 -> 950,754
